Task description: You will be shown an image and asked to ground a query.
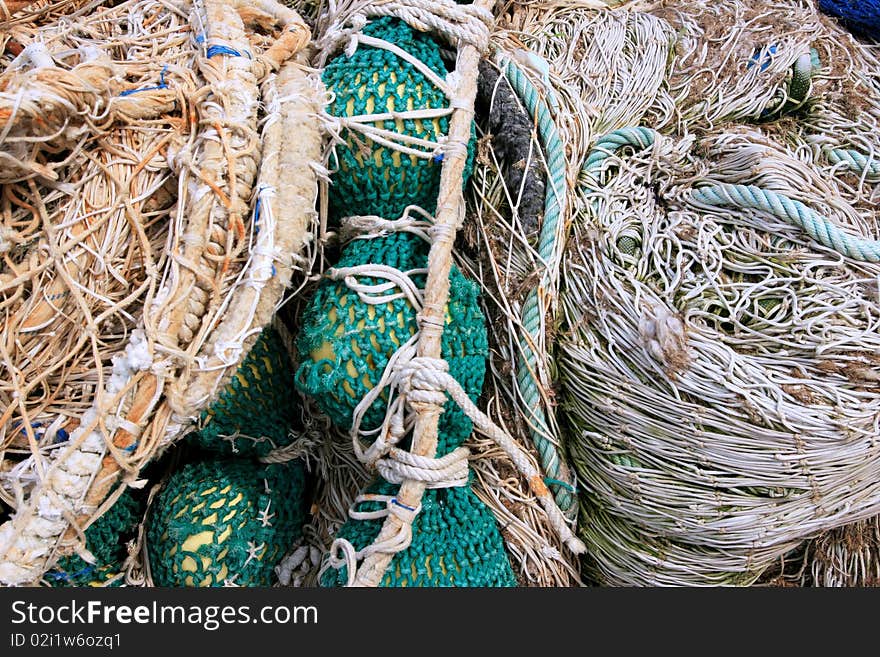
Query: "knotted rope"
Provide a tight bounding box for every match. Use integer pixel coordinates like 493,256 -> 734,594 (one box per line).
322,313 -> 587,586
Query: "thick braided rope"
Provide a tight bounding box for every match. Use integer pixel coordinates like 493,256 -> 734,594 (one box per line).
498,57 -> 576,514
360,0 -> 492,52
689,183 -> 880,262
376,446 -> 470,488
824,147 -> 880,181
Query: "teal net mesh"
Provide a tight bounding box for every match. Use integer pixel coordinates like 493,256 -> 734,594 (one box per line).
296,232 -> 485,446
296,232 -> 515,587
322,479 -> 516,587
146,459 -> 307,587
47,490 -> 140,587
322,17 -> 476,221
187,327 -> 298,458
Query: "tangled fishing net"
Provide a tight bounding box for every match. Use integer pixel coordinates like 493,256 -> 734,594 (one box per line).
0,0 -> 321,586
504,0 -> 880,585
5,0 -> 880,589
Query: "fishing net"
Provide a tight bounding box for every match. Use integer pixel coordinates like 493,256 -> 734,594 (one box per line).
12,0 -> 878,590
282,0 -> 586,587
322,17 -> 475,222
0,0 -> 322,586
146,459 -> 307,587
506,0 -> 880,585
819,0 -> 880,39
188,327 -> 300,458
296,230 -> 515,587
46,489 -> 140,587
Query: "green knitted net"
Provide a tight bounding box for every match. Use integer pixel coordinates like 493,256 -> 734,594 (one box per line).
296,232 -> 484,443
323,478 -> 516,587
323,17 -> 476,221
146,459 -> 307,587
187,327 -> 298,458
47,490 -> 140,587
296,232 -> 515,587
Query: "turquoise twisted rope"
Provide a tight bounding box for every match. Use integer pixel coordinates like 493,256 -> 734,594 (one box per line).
690,183 -> 880,262
500,58 -> 575,514
581,127 -> 657,180
825,147 -> 880,180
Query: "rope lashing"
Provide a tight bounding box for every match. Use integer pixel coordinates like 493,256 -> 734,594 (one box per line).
356,0 -> 492,52
689,183 -> 880,262
385,355 -> 586,554
376,446 -> 471,488
206,44 -> 245,58
323,494 -> 421,588
324,353 -> 586,587
498,56 -> 577,515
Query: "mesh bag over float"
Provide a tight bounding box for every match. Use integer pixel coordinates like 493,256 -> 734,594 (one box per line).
187,328 -> 300,458
297,232 -> 515,587
146,459 -> 307,587
322,17 -> 476,222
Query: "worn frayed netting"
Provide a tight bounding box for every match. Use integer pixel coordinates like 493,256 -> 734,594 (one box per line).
186,327 -> 301,458
0,0 -> 321,585
531,0 -> 880,585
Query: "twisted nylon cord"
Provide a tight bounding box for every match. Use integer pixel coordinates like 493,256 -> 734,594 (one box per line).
499,56 -> 577,514
689,182 -> 880,262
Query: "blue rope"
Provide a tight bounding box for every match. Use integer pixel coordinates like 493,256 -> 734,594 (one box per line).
120,64 -> 168,97
748,44 -> 778,72
207,44 -> 244,58
690,183 -> 880,262
500,57 -> 577,516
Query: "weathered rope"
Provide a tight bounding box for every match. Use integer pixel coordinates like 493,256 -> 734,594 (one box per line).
497,55 -> 577,515
823,146 -> 880,181
317,0 -> 493,59
689,182 -> 880,262
0,0 -> 318,586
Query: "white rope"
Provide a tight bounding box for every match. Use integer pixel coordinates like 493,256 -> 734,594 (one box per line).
377,445 -> 471,488
318,0 -> 492,59
326,264 -> 427,308
321,493 -> 420,587
395,356 -> 586,554
340,206 -> 437,244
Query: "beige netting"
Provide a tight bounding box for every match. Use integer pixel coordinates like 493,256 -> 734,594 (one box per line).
0,0 -> 321,586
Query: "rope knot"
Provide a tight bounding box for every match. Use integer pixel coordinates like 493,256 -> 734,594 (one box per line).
398,356 -> 449,408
